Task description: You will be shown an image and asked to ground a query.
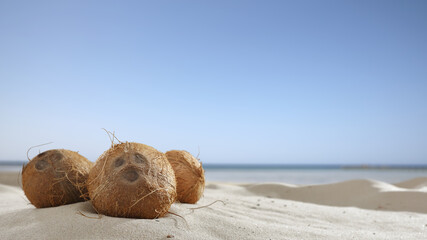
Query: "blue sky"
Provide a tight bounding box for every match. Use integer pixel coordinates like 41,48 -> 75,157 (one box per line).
0,0 -> 426,164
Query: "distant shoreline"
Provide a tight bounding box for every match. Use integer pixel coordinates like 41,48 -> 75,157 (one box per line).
203,164 -> 427,170
1,160 -> 427,170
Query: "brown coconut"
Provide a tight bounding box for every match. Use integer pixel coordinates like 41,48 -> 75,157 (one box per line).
22,149 -> 93,208
165,150 -> 205,204
87,142 -> 176,219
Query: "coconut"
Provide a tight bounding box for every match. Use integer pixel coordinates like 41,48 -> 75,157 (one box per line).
22,149 -> 93,208
165,150 -> 205,204
87,142 -> 176,219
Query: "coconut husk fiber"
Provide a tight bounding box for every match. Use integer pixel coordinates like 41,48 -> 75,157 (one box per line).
22,149 -> 93,208
165,150 -> 205,204
87,142 -> 176,219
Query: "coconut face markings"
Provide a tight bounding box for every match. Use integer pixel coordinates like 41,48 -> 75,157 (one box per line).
120,154 -> 145,182
34,151 -> 64,174
111,153 -> 148,184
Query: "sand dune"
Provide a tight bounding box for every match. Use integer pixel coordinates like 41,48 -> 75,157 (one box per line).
0,172 -> 21,187
394,177 -> 427,189
1,172 -> 426,239
244,179 -> 427,213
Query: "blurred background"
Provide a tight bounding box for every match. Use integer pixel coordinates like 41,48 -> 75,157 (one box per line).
1,1 -> 426,183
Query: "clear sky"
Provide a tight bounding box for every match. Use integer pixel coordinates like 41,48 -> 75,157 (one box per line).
1,0 -> 426,164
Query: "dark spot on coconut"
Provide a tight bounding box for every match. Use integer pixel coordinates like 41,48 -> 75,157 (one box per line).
36,151 -> 47,158
114,158 -> 125,168
35,159 -> 49,171
134,153 -> 147,164
122,169 -> 139,182
51,152 -> 63,162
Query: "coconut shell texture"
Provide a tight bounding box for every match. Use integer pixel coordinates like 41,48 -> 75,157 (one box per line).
165,150 -> 205,204
22,149 -> 93,208
87,142 -> 177,219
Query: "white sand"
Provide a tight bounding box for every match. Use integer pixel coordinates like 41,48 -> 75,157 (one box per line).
1,172 -> 426,240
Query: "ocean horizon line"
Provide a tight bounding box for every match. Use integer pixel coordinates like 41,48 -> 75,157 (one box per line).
1,160 -> 427,170
202,163 -> 427,170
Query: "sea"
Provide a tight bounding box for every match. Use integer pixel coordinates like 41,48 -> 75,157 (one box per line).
2,161 -> 427,185
203,164 -> 427,185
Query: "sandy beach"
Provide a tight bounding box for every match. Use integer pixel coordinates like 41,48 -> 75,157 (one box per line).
1,171 -> 426,240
